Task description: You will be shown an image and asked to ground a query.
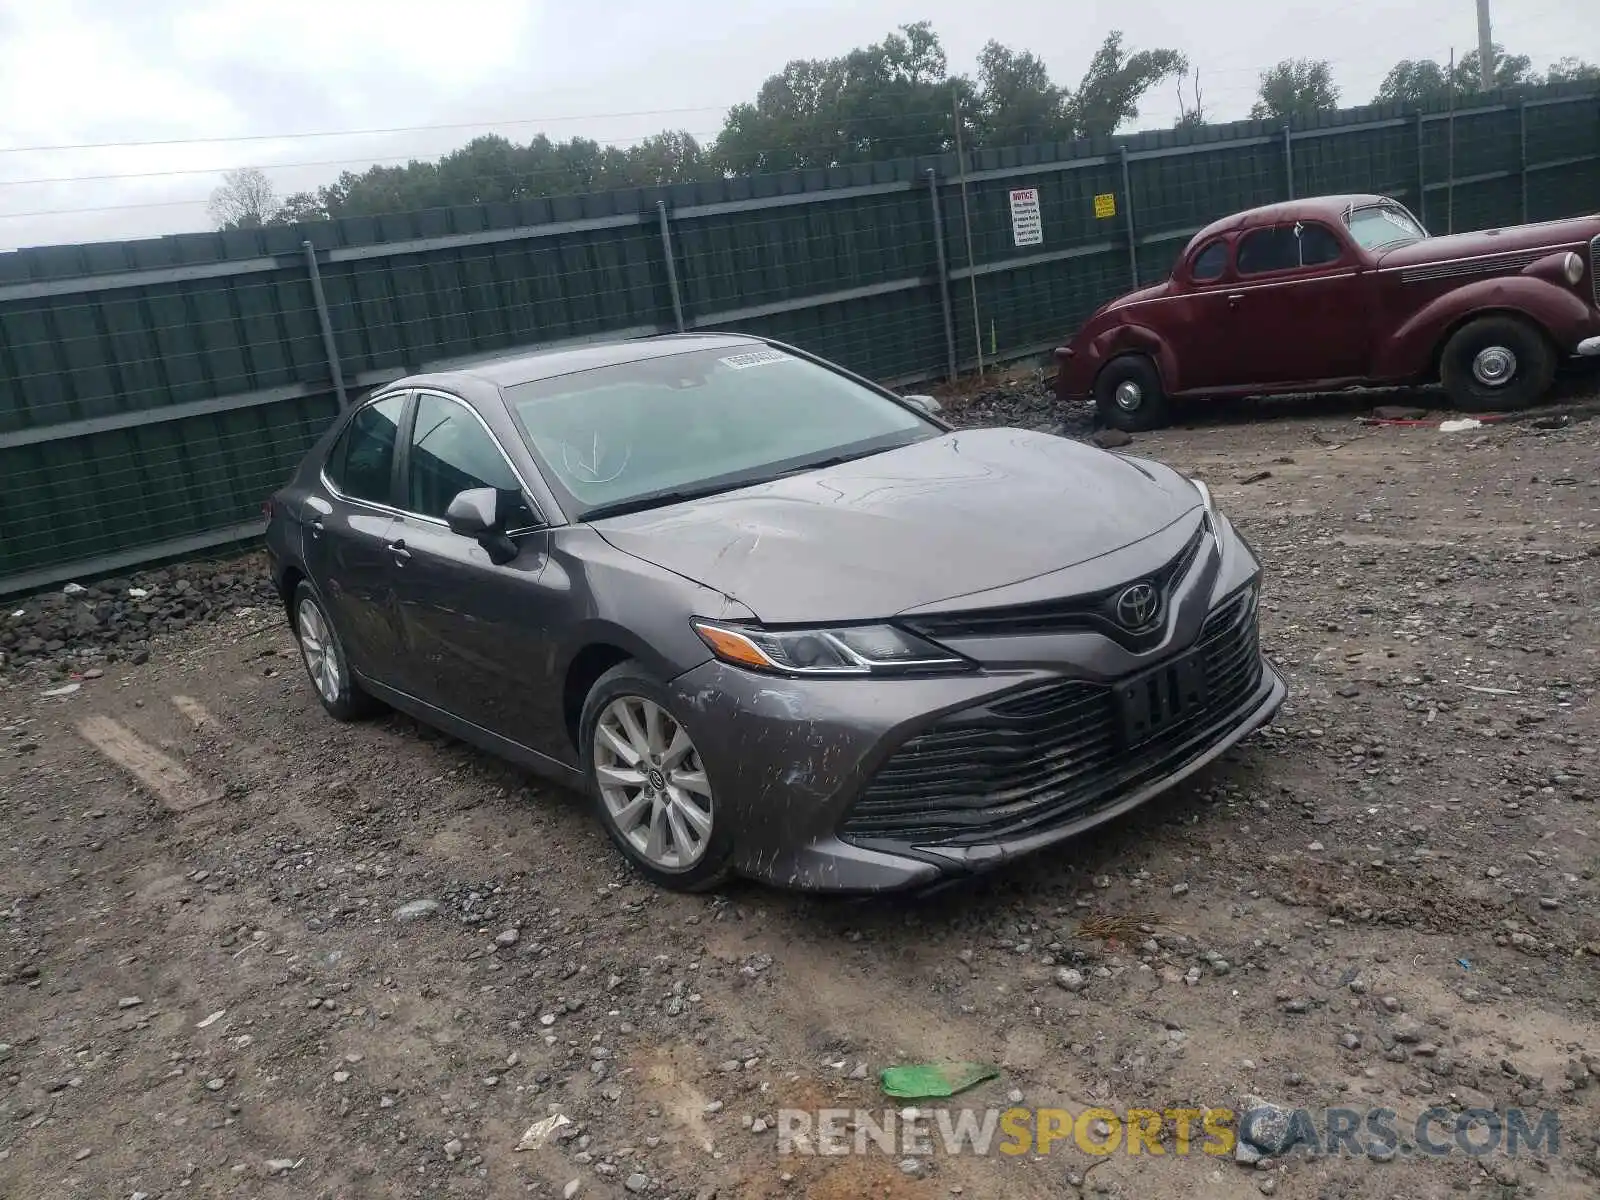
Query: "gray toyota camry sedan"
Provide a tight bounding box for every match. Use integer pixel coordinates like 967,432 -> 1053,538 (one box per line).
264,333 -> 1285,893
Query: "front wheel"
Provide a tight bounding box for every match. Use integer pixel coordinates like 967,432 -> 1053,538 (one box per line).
1094,355 -> 1170,432
580,663 -> 734,892
1439,316 -> 1555,413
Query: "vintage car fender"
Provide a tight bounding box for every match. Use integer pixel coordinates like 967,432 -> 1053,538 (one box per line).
1082,322 -> 1181,393
1372,267 -> 1595,380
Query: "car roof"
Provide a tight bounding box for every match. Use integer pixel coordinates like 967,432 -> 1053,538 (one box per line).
1183,193 -> 1393,253
392,332 -> 768,394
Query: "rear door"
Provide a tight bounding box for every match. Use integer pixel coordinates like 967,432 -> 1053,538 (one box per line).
306,392 -> 410,682
386,390 -> 564,754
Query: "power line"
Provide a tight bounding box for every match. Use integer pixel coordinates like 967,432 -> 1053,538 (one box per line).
0,106 -> 738,157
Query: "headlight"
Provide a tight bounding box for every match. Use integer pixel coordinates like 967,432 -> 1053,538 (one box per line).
691,620 -> 967,676
1190,476 -> 1219,530
1563,251 -> 1585,287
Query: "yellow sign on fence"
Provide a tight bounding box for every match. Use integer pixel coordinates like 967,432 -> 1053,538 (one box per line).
1093,193 -> 1117,219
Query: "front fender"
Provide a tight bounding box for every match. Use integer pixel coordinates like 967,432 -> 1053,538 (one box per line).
1084,323 -> 1178,394
1373,277 -> 1595,378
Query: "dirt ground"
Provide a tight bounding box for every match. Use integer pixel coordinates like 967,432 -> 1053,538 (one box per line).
3,383 -> 1600,1200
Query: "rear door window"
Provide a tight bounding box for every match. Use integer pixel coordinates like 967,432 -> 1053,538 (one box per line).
1189,239 -> 1229,281
1237,222 -> 1345,274
327,395 -> 407,504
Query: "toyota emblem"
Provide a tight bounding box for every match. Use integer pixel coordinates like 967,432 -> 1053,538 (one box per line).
1113,582 -> 1160,630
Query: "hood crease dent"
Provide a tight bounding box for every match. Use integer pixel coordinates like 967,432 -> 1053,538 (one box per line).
592,428 -> 1199,623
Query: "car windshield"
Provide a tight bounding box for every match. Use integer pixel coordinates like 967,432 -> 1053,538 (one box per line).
502,345 -> 939,520
1345,203 -> 1428,251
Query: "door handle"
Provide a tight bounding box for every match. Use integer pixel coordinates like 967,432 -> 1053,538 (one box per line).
386,539 -> 412,564
1227,292 -> 1244,309
308,519 -> 324,540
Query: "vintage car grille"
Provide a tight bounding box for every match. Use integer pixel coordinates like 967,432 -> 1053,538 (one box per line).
1591,234 -> 1600,307
902,523 -> 1208,651
841,590 -> 1264,846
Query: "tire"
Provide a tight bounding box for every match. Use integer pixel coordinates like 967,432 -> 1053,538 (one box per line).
291,580 -> 381,722
579,663 -> 735,892
1439,316 -> 1555,414
1094,355 -> 1171,432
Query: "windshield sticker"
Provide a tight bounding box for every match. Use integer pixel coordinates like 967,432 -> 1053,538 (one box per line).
1377,209 -> 1415,232
719,349 -> 790,370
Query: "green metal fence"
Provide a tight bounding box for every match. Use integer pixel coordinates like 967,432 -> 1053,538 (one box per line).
2,80 -> 1597,593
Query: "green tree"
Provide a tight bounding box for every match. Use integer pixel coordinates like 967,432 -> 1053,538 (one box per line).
1069,32 -> 1188,139
972,41 -> 1069,146
1374,44 -> 1585,105
1372,59 -> 1451,106
619,130 -> 710,186
241,23 -> 1189,221
268,129 -> 711,221
1250,58 -> 1340,122
1545,56 -> 1599,84
713,24 -> 1185,169
1454,43 -> 1535,90
712,22 -> 969,174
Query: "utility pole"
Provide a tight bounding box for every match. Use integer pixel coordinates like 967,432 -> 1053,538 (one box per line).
952,88 -> 984,377
1475,0 -> 1495,90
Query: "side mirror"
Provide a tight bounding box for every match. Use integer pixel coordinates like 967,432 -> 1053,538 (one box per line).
902,393 -> 943,416
445,488 -> 501,537
445,488 -> 521,565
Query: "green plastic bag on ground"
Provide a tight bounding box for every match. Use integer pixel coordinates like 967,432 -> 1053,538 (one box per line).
878,1062 -> 999,1100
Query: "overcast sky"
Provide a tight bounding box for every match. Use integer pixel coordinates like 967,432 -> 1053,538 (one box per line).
0,0 -> 1592,252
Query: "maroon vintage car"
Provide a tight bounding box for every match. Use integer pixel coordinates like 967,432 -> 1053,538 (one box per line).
1054,193 -> 1600,430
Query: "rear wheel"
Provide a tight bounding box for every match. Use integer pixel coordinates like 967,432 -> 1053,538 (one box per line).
580,663 -> 734,892
1439,316 -> 1555,413
1094,355 -> 1170,432
292,581 -> 381,721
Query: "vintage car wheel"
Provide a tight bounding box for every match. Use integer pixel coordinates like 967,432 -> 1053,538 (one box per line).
1094,355 -> 1170,432
1439,316 -> 1555,413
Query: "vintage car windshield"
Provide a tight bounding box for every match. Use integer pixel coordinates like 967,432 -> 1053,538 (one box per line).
502,346 -> 939,519
1345,204 -> 1428,251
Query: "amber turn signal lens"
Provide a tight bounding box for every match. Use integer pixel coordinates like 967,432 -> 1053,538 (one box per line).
691,622 -> 774,670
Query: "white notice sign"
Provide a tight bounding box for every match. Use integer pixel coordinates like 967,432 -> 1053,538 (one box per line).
1009,187 -> 1043,247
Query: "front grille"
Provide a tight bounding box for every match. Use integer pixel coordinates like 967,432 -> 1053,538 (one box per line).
840,591 -> 1264,845
903,523 -> 1207,649
1591,234 -> 1600,307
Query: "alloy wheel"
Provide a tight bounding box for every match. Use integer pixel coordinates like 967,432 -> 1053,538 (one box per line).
593,696 -> 713,871
297,599 -> 342,704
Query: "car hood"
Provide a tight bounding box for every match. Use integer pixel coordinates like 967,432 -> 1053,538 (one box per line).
592,428 -> 1200,623
1104,279 -> 1172,311
1378,215 -> 1598,267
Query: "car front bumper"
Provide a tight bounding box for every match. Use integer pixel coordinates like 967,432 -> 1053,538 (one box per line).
669,610 -> 1286,894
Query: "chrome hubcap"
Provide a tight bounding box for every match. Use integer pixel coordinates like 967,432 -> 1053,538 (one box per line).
594,697 -> 712,871
1114,380 -> 1143,411
1472,345 -> 1517,387
297,599 -> 342,704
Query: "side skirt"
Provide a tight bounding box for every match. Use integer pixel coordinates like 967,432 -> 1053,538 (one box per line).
355,672 -> 586,790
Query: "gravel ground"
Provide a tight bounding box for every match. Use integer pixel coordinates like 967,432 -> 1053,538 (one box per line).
2,379 -> 1600,1199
